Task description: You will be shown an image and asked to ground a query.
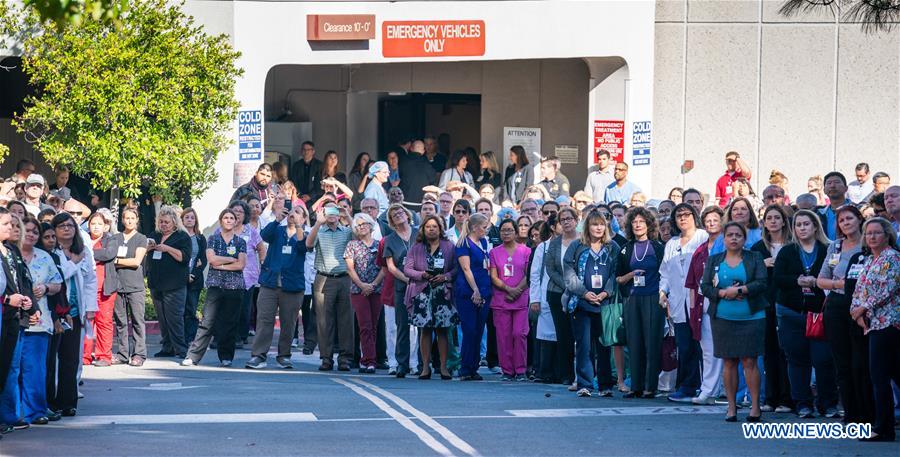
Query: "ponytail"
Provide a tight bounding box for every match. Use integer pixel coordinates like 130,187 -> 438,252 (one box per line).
457,213 -> 488,248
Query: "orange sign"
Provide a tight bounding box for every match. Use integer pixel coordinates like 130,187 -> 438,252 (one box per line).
307,14 -> 376,41
382,20 -> 485,58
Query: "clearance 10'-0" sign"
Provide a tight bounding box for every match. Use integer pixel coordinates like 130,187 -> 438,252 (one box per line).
382,20 -> 485,57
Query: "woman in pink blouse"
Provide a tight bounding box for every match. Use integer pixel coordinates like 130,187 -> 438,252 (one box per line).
850,217 -> 900,442
489,219 -> 532,381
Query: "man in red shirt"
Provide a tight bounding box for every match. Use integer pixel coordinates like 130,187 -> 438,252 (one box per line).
714,151 -> 752,208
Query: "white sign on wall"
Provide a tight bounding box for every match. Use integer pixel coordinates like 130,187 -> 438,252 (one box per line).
503,127 -> 541,178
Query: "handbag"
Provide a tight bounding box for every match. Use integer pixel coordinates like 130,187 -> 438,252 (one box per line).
660,317 -> 678,371
805,304 -> 826,341
600,287 -> 626,347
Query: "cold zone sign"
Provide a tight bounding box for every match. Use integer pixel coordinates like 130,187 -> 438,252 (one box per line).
382,20 -> 485,57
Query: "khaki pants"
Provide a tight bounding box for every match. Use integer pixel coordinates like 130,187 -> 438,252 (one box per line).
313,274 -> 353,363
251,286 -> 302,359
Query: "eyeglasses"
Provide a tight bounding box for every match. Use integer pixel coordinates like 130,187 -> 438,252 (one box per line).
439,200 -> 453,205
559,217 -> 575,223
674,212 -> 693,219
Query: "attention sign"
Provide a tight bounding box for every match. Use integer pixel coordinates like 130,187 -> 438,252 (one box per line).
382,20 -> 485,57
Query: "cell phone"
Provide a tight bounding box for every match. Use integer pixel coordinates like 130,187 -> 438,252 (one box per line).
324,207 -> 340,216
284,199 -> 292,211
60,320 -> 73,332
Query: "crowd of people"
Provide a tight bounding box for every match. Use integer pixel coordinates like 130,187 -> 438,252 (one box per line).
0,143 -> 898,443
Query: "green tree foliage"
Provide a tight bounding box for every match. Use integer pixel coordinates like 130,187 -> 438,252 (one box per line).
12,0 -> 243,201
24,0 -> 128,29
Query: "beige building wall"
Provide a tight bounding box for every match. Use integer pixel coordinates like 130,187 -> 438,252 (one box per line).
652,0 -> 900,201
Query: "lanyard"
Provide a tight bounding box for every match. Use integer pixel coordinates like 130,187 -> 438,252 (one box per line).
799,245 -> 817,274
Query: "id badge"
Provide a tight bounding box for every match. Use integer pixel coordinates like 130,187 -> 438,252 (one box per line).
152,250 -> 163,260
828,253 -> 840,267
117,246 -> 128,258
591,274 -> 603,289
282,245 -> 292,255
503,263 -> 514,278
634,273 -> 646,287
712,271 -> 719,288
802,287 -> 814,296
434,258 -> 445,269
226,246 -> 237,256
846,263 -> 863,279
483,257 -> 490,270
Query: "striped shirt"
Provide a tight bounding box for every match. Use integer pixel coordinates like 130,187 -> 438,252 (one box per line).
314,224 -> 353,274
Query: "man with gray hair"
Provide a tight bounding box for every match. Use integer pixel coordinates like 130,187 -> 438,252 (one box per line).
762,185 -> 787,208
795,193 -> 819,211
884,185 -> 900,232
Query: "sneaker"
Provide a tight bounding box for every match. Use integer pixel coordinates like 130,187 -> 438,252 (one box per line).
276,356 -> 293,369
302,348 -> 314,355
319,360 -> 334,371
500,374 -> 514,382
576,388 -> 592,397
376,362 -> 390,370
12,420 -> 29,430
366,366 -> 376,374
248,330 -> 256,336
129,357 -> 145,367
515,374 -> 527,382
692,395 -> 716,405
824,408 -> 842,419
489,366 -> 502,374
668,392 -> 693,403
180,358 -> 195,366
291,338 -> 299,348
740,399 -> 752,408
220,360 -> 232,367
599,389 -> 613,397
77,391 -> 84,399
92,359 -> 111,367
760,405 -> 775,413
245,356 -> 267,369
797,407 -> 815,419
775,405 -> 793,414
479,359 -> 488,367
388,367 -> 398,375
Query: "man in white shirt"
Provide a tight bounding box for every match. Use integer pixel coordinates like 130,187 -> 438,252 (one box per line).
584,149 -> 615,203
847,162 -> 873,203
23,174 -> 53,216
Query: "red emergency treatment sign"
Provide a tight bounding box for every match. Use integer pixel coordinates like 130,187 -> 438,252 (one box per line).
594,120 -> 625,163
382,20 -> 485,57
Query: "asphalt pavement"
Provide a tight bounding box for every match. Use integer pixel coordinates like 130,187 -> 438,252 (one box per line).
4,335 -> 896,456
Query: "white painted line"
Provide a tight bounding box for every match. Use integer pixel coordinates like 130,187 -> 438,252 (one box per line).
506,406 -> 725,418
350,378 -> 480,457
64,412 -> 318,426
332,378 -> 454,457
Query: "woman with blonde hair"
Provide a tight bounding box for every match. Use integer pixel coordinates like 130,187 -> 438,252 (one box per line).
475,150 -> 502,190
455,213 -> 493,380
146,205 -> 192,358
769,169 -> 792,205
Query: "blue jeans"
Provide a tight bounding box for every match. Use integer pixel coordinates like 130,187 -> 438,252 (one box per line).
572,309 -> 613,391
457,295 -> 491,377
776,304 -> 838,412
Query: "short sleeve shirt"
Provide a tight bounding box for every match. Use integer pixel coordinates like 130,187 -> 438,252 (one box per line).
454,237 -> 493,298
383,230 -> 415,294
206,233 -> 247,290
344,239 -> 382,294
26,248 -> 64,333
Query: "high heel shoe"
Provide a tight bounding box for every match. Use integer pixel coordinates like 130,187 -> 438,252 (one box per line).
725,415 -> 737,422
746,415 -> 762,423
440,371 -> 452,380
418,370 -> 432,380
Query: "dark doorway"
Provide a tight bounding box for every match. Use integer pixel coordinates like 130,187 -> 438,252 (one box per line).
377,93 -> 481,158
